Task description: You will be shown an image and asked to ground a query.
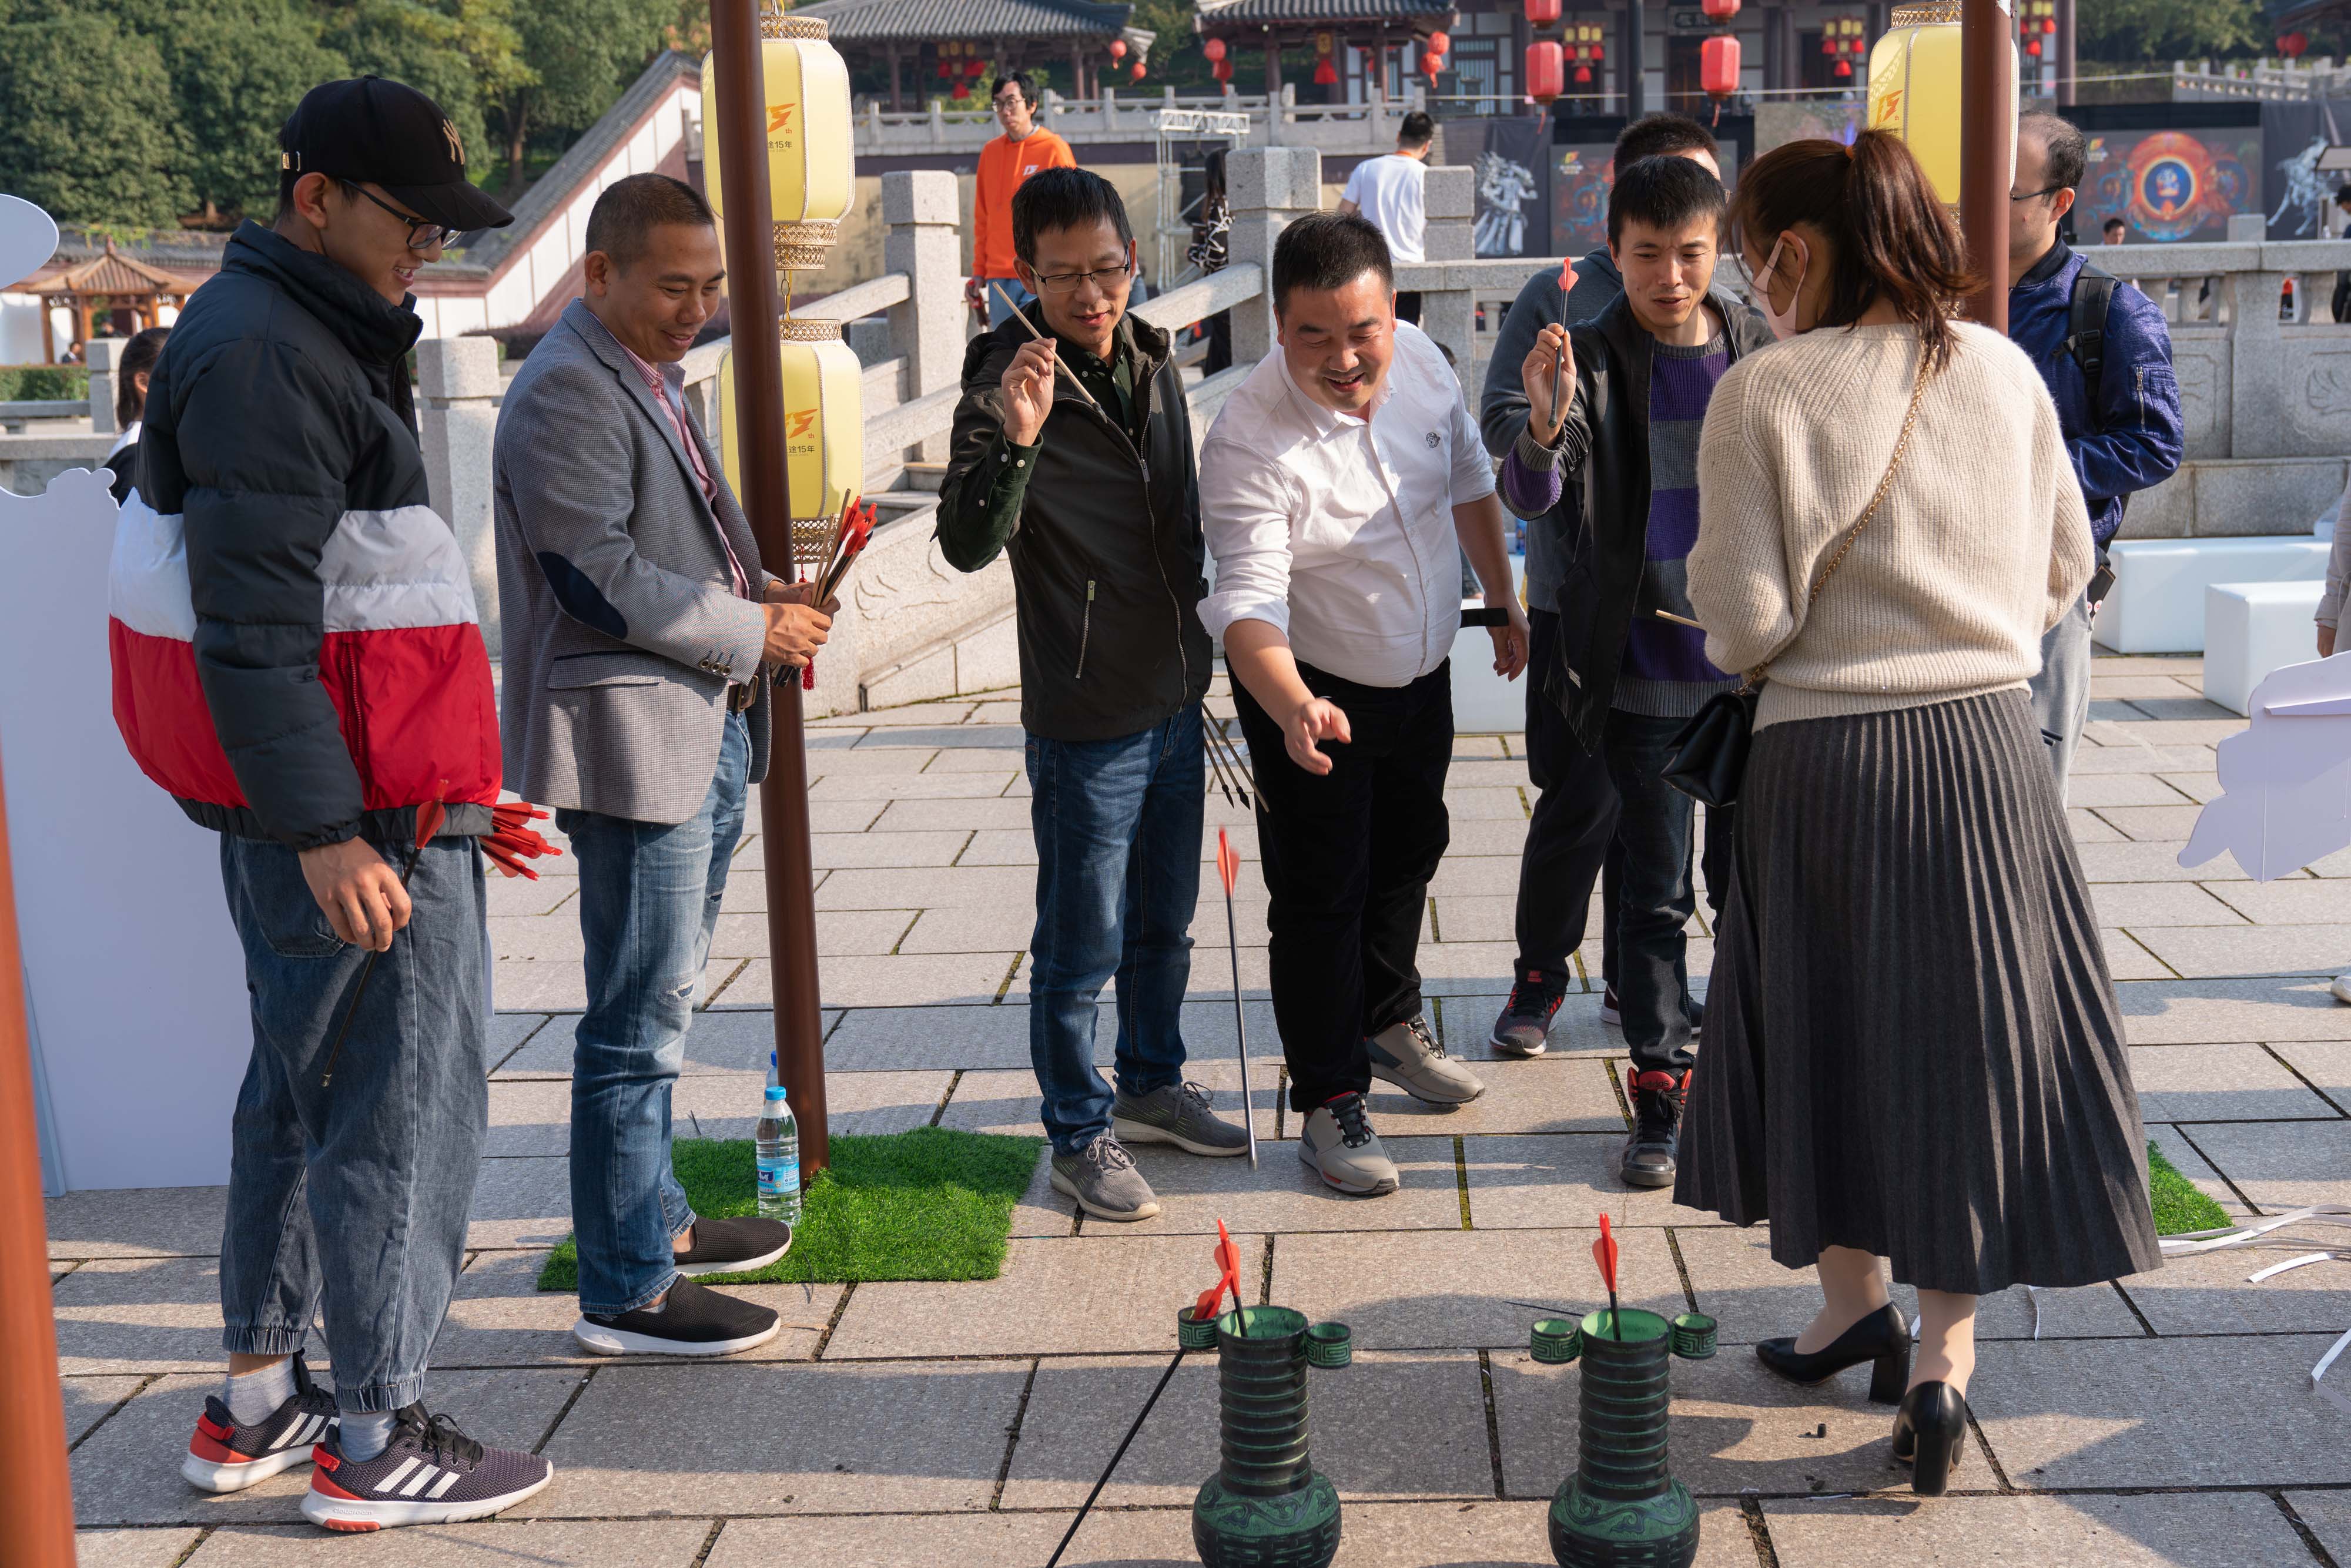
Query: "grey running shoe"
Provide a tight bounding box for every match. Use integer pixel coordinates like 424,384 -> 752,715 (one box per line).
1050,1134 -> 1161,1221
1368,1015 -> 1485,1104
302,1405 -> 552,1531
1491,970 -> 1568,1058
1298,1092 -> 1399,1195
1113,1080 -> 1250,1157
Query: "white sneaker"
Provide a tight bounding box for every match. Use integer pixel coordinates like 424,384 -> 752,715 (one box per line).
2333,973 -> 2351,1006
1298,1093 -> 1400,1195
1367,1016 -> 1485,1104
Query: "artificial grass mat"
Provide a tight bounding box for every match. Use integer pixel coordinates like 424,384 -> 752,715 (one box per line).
535,1126 -> 1044,1291
2148,1139 -> 2232,1236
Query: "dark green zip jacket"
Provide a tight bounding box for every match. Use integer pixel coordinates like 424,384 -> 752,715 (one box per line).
935,306 -> 1213,742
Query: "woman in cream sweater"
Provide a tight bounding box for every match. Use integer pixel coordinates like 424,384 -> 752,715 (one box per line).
1674,131 -> 2159,1496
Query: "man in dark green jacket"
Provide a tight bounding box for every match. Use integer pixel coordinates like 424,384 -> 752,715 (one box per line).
936,168 -> 1241,1223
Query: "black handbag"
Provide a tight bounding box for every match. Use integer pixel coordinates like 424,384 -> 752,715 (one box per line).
1659,361 -> 1931,809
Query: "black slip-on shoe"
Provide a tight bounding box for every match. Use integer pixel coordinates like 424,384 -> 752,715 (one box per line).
572,1274 -> 782,1358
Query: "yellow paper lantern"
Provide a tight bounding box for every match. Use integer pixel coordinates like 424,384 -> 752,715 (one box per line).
1866,2 -> 2017,207
702,13 -> 855,270
715,320 -> 864,567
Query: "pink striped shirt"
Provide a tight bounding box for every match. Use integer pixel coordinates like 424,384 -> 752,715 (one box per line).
608,327 -> 751,602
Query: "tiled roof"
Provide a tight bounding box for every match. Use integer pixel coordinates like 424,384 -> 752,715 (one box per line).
795,0 -> 1133,41
15,242 -> 206,297
1197,0 -> 1454,22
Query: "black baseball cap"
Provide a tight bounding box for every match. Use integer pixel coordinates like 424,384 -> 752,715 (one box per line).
280,77 -> 514,236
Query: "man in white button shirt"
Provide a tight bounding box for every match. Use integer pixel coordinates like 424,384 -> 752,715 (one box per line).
1200,213 -> 1529,1197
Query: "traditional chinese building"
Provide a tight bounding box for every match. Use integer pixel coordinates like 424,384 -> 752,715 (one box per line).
794,0 -> 1155,109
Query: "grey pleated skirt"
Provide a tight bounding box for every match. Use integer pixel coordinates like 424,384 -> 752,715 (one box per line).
1674,688 -> 2162,1295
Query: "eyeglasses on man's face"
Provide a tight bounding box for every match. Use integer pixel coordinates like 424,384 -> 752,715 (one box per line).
2008,184 -> 2063,205
353,184 -> 455,250
1034,261 -> 1134,294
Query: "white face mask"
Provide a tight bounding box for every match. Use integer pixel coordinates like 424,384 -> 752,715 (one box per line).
1754,234 -> 1810,341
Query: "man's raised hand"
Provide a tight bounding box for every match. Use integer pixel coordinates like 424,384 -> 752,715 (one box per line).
999,337 -> 1058,447
1521,323 -> 1575,445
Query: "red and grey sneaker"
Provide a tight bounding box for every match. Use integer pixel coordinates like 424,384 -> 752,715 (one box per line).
181,1354 -> 340,1493
1491,970 -> 1568,1058
302,1405 -> 554,1532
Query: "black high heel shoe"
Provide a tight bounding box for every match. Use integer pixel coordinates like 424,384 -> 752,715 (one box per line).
1890,1381 -> 1969,1496
1754,1302 -> 1911,1404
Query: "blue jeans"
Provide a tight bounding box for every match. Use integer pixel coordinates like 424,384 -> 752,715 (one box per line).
1026,705 -> 1204,1155
558,711 -> 749,1315
216,832 -> 487,1413
986,277 -> 1035,328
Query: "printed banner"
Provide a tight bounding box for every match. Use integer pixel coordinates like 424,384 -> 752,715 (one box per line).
1475,115 -> 1552,258
1552,141 -> 1617,256
2078,127 -> 2262,244
2262,99 -> 2351,240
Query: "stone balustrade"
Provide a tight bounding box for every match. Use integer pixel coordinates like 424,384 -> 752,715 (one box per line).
852,83 -> 1428,158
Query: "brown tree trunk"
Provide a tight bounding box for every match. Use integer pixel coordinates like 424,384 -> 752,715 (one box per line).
506,96 -> 533,194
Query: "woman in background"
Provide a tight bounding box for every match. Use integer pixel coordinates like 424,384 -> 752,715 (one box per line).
105,324 -> 172,504
1674,131 -> 2159,1496
1186,149 -> 1233,375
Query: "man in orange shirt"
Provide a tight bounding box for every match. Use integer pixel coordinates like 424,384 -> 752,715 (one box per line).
967,71 -> 1077,326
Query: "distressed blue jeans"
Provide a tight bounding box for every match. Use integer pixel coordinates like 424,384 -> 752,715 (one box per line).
216,832 -> 488,1413
1026,704 -> 1205,1155
558,711 -> 749,1316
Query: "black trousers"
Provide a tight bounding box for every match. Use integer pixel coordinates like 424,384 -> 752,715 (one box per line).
1234,659 -> 1453,1111
1513,610 -> 1723,1073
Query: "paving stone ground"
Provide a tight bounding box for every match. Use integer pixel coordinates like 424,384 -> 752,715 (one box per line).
53,657 -> 2351,1566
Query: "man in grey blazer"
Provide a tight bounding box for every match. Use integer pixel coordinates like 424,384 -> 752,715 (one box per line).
495,173 -> 832,1359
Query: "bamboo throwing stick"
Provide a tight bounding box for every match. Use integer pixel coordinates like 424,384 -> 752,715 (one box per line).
989,282 -> 1108,418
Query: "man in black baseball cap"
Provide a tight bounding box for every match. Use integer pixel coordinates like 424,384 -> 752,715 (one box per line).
126,74 -> 554,1532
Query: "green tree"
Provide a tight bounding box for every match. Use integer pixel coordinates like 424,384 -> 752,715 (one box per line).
317,0 -> 534,190
0,4 -> 189,227
2078,0 -> 2266,61
488,0 -> 674,192
110,0 -> 350,223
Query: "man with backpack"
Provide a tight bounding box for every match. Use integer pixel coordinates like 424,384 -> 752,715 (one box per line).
2008,111 -> 2184,798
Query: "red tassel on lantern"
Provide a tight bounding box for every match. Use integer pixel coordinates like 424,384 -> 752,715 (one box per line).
1701,33 -> 1740,96
1525,0 -> 1560,25
1204,36 -> 1227,61
1525,39 -> 1565,102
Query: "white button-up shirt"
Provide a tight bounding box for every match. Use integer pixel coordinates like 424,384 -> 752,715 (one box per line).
1199,321 -> 1495,689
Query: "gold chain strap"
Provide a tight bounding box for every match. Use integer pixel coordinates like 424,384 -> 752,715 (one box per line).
1746,354 -> 1933,689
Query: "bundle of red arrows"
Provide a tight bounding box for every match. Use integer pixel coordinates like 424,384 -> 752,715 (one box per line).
800,493 -> 879,690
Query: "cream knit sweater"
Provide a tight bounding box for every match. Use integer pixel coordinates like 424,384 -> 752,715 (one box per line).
1689,321 -> 2091,730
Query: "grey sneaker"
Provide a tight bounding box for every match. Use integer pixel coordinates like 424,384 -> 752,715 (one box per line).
1113,1080 -> 1250,1157
1298,1093 -> 1399,1195
1050,1135 -> 1161,1221
1368,1016 -> 1485,1104
1491,970 -> 1568,1058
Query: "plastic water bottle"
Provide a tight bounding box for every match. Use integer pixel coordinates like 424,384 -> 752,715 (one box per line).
755,1085 -> 801,1224
766,1050 -> 780,1091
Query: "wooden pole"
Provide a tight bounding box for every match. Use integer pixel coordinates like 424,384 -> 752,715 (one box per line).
1959,0 -> 2014,331
708,0 -> 832,1172
0,745 -> 77,1567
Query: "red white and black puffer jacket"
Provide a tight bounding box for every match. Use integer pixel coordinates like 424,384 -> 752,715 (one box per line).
109,223 -> 498,848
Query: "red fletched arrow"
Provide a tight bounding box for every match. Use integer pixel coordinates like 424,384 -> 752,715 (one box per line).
1194,1218 -> 1242,1326
1216,827 -> 1240,899
1593,1212 -> 1622,1338
1559,257 -> 1579,296
414,780 -> 448,852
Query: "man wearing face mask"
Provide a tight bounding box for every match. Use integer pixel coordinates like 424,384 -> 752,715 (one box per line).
1498,156 -> 1771,1190
118,76 -> 559,1529
1201,213 -> 1529,1197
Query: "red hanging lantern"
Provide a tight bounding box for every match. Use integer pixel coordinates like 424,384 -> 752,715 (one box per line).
1573,62 -> 1593,83
1213,57 -> 1234,81
2041,15 -> 2057,31
2279,31 -> 2310,55
966,59 -> 986,76
1131,61 -> 1147,81
2024,36 -> 2041,56
1313,55 -> 1338,85
1590,39 -> 1603,60
1701,0 -> 1740,19
1821,34 -> 1836,53
1700,33 -> 1740,96
1833,57 -> 1853,77
1109,38 -> 1127,59
1424,29 -> 1449,56
1524,0 -> 1560,25
1525,39 -> 1565,102
1204,36 -> 1227,62
952,81 -> 970,98
936,60 -> 951,78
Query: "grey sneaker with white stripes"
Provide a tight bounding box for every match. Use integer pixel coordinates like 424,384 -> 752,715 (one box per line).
181,1353 -> 340,1493
302,1405 -> 552,1532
